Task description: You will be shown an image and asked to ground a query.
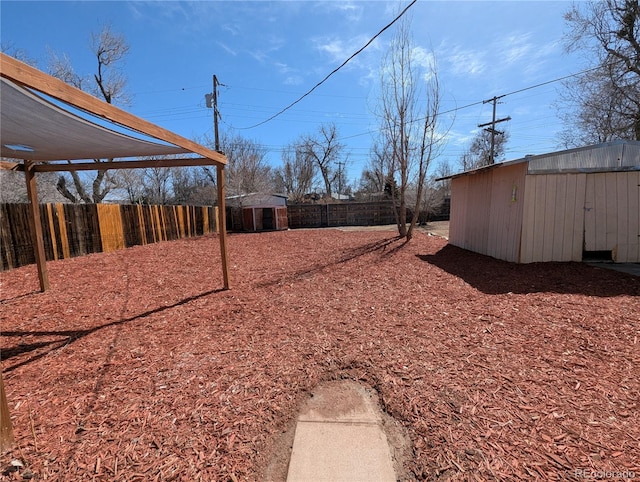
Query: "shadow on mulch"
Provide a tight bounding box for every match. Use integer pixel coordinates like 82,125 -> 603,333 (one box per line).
419,244 -> 640,297
0,288 -> 225,372
256,235 -> 406,288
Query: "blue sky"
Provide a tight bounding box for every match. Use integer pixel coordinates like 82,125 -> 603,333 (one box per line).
1,1 -> 587,185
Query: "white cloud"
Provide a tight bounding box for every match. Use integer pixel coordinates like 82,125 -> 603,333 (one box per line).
275,62 -> 296,74
246,34 -> 286,64
217,41 -> 237,57
412,46 -> 436,70
312,34 -> 381,68
444,46 -> 487,77
221,23 -> 241,37
284,75 -> 304,86
314,1 -> 364,23
488,32 -> 563,79
498,33 -> 533,65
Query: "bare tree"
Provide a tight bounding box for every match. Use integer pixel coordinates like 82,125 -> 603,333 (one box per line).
141,167 -> 172,205
300,123 -> 345,198
172,168 -> 217,206
559,0 -> 640,144
376,17 -> 446,240
0,169 -> 65,203
1,42 -> 37,66
275,142 -> 317,202
217,132 -> 274,197
48,25 -> 130,203
460,129 -> 510,170
433,159 -> 453,198
357,141 -> 390,198
113,169 -> 145,204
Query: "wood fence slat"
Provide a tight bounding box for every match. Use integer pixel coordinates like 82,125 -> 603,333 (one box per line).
56,203 -> 71,259
97,204 -> 125,252
0,204 -> 16,270
46,204 -> 59,261
0,203 -> 210,270
2,201 -> 420,271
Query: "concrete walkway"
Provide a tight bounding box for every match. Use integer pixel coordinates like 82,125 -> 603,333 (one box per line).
587,262 -> 640,277
286,380 -> 396,482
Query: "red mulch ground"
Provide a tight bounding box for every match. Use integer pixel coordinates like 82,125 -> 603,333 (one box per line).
1,229 -> 639,481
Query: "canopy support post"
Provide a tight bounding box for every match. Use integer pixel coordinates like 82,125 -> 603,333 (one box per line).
217,164 -> 230,289
0,371 -> 14,453
24,160 -> 50,292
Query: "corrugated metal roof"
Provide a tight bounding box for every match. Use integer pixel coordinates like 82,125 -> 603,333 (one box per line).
527,141 -> 640,174
436,140 -> 640,181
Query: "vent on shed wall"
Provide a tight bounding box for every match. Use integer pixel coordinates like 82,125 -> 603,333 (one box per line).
582,250 -> 613,262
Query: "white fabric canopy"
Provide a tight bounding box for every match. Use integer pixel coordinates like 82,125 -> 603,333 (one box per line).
0,77 -> 190,161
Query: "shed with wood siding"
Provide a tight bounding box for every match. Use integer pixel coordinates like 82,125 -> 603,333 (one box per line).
226,193 -> 288,232
440,141 -> 640,263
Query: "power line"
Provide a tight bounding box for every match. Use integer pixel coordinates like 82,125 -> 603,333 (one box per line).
500,66 -> 601,99
238,0 -> 418,130
335,65 -> 603,143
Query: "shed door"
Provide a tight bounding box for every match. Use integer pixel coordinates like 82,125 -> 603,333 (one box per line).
583,172 -> 640,262
584,172 -> 615,257
583,174 -> 598,253
262,208 -> 274,230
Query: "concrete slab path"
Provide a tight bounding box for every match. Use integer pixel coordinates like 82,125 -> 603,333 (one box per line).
587,262 -> 640,277
286,380 -> 397,482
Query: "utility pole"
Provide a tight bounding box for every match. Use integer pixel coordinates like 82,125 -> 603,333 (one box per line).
478,96 -> 511,164
337,160 -> 344,198
205,75 -> 222,151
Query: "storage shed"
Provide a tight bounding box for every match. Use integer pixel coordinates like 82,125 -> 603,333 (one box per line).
226,193 -> 288,232
439,141 -> 639,263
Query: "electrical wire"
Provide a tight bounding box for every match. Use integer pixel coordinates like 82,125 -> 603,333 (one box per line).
237,0 -> 418,130
335,65 -> 604,143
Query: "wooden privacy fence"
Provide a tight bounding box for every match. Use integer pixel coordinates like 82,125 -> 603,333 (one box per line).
287,201 -> 398,229
0,203 -> 218,270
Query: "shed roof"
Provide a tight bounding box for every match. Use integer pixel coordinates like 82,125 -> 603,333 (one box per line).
436,140 -> 640,181
226,193 -> 288,207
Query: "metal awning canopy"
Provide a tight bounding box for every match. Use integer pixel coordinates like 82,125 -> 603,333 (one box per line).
0,53 -> 230,291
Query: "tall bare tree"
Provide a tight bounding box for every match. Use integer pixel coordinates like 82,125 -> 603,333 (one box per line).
217,132 -> 274,197
0,170 -> 65,203
141,167 -> 172,205
376,17 -> 445,240
113,169 -> 145,204
48,25 -> 130,203
559,0 -> 640,145
172,168 -> 217,206
275,142 -> 317,202
300,123 -> 345,198
357,141 -> 390,197
460,129 -> 510,170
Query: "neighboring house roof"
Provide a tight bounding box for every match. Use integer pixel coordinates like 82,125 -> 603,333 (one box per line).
331,193 -> 353,201
436,140 -> 640,181
226,193 -> 288,207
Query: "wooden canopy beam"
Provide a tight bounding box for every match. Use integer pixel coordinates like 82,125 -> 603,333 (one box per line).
0,53 -> 226,166
0,161 -> 24,171
33,157 -> 222,173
